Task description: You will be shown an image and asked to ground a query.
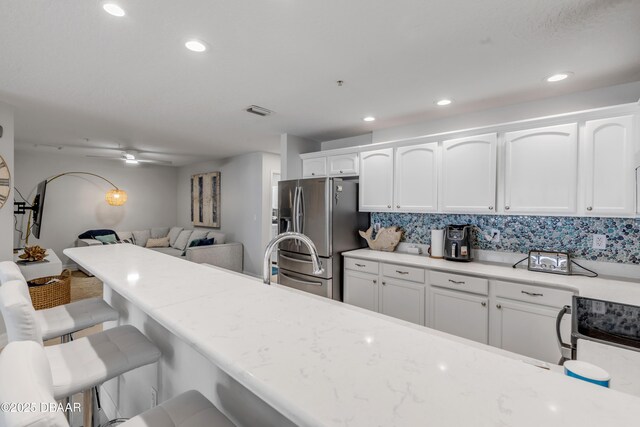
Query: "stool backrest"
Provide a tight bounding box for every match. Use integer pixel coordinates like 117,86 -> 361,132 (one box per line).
0,341 -> 69,427
0,261 -> 25,284
0,280 -> 43,344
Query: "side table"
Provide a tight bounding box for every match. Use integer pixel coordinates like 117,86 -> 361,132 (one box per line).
13,248 -> 63,281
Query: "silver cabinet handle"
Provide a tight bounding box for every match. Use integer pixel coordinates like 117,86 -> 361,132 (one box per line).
382,281 -> 386,286
355,263 -> 365,267
396,205 -> 400,208
488,206 -> 494,210
311,172 -> 315,176
496,304 -> 502,309
481,301 -> 487,307
396,270 -> 409,275
387,205 -> 391,208
587,206 -> 593,211
339,170 -> 343,173
521,290 -> 543,297
505,206 -> 510,210
373,279 -> 377,284
448,279 -> 465,285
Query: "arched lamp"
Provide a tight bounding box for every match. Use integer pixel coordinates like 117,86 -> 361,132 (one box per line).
48,172 -> 128,206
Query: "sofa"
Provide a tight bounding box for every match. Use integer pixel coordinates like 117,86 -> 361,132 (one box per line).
76,226 -> 243,273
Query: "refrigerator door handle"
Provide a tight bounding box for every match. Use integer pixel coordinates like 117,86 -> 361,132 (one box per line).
293,186 -> 300,233
299,186 -> 305,234
280,271 -> 323,287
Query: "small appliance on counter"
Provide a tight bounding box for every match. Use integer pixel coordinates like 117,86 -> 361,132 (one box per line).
443,224 -> 472,262
528,250 -> 571,275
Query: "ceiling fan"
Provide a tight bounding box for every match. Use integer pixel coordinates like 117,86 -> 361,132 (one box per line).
86,149 -> 172,165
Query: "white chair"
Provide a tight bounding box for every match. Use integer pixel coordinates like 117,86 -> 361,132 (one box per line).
0,261 -> 118,346
0,280 -> 162,427
0,341 -> 235,427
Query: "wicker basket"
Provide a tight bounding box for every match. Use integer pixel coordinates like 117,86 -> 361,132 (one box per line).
27,269 -> 72,310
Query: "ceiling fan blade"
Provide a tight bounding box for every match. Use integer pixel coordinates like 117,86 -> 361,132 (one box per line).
85,155 -> 122,160
136,159 -> 173,165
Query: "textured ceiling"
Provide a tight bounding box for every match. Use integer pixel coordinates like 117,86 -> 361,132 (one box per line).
1,0 -> 639,165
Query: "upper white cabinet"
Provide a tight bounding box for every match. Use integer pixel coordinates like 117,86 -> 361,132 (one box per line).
302,157 -> 326,178
394,142 -> 438,212
441,133 -> 497,213
328,153 -> 359,176
504,123 -> 578,214
359,148 -> 394,211
583,115 -> 635,216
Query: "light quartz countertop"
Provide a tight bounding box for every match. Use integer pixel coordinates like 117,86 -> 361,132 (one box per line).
65,244 -> 640,427
343,249 -> 640,306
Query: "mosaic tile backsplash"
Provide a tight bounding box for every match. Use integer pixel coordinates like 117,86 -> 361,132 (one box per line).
370,213 -> 640,264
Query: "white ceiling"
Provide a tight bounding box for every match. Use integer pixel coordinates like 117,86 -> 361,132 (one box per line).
1,0 -> 640,165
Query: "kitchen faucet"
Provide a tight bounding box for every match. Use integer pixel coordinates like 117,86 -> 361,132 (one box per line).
263,232 -> 324,285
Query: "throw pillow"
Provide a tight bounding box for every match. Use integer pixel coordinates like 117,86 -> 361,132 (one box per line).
119,238 -> 134,244
151,227 -> 170,239
78,229 -> 120,240
146,236 -> 170,248
132,230 -> 151,247
188,237 -> 215,248
168,227 -> 183,246
172,230 -> 193,251
187,229 -> 209,247
117,231 -> 133,241
206,231 -> 225,244
95,234 -> 118,244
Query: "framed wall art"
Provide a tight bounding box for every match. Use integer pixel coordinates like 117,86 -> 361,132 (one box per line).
191,171 -> 221,227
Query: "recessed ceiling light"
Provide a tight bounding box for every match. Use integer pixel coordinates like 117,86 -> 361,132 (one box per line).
185,39 -> 207,53
363,116 -> 376,122
436,99 -> 452,106
546,72 -> 572,83
102,3 -> 126,17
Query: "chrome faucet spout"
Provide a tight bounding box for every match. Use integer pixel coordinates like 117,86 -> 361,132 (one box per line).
263,232 -> 324,285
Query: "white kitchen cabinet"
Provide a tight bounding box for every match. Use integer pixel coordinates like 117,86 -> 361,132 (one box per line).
583,115 -> 635,216
302,157 -> 327,178
380,277 -> 425,325
394,142 -> 438,212
344,258 -> 426,326
490,281 -> 573,364
328,153 -> 359,176
344,269 -> 378,312
430,287 -> 489,344
503,123 -> 578,214
441,133 -> 497,213
359,148 -> 394,211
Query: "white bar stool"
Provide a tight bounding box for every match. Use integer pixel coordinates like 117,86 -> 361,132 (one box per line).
0,341 -> 235,427
0,280 -> 162,427
0,261 -> 118,346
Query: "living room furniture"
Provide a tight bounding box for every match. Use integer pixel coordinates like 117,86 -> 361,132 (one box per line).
12,247 -> 63,281
77,227 -> 243,273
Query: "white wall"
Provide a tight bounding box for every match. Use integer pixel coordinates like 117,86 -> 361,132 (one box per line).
14,151 -> 178,266
0,102 -> 14,261
177,152 -> 280,276
261,153 -> 280,260
279,134 -> 320,180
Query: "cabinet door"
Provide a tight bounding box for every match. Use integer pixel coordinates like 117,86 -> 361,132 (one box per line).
430,287 -> 488,344
344,270 -> 378,312
302,157 -> 327,178
379,278 -> 425,325
328,153 -> 359,176
491,298 -> 570,364
394,142 -> 438,212
359,148 -> 394,212
584,115 -> 635,216
441,133 -> 497,213
504,123 -> 577,214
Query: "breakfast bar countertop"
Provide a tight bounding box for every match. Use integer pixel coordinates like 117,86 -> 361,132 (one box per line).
65,244 -> 640,427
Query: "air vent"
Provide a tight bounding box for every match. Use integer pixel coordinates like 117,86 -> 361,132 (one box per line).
246,105 -> 273,117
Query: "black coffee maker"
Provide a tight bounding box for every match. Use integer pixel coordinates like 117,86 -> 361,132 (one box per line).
444,224 -> 473,262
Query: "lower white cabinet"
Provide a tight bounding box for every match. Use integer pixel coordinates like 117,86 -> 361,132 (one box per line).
344,260 -> 426,326
430,287 -> 488,344
489,280 -> 573,364
380,278 -> 425,325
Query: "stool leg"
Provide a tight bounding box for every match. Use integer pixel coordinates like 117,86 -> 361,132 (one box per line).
61,333 -> 73,344
62,396 -> 71,422
82,388 -> 100,427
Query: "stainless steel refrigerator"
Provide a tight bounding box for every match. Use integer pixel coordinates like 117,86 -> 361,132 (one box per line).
277,177 -> 367,301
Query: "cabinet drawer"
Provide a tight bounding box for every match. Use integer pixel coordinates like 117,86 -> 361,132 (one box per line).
344,257 -> 379,275
430,271 -> 488,295
493,281 -> 574,308
382,263 -> 425,283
